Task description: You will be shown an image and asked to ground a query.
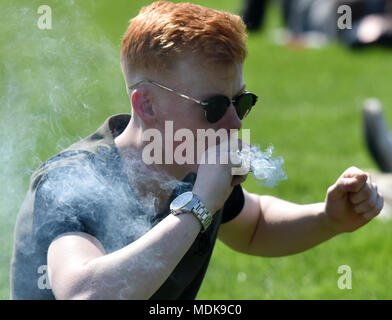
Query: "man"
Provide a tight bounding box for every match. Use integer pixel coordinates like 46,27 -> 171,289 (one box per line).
11,1 -> 383,300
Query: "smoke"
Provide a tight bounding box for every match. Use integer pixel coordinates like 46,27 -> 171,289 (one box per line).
0,0 -> 127,297
240,144 -> 287,188
33,151 -> 188,255
1,0 -> 287,299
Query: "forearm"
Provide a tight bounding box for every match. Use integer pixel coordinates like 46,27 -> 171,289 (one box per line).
78,213 -> 201,299
248,196 -> 339,257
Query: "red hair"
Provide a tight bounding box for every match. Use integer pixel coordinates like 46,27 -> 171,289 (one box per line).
121,1 -> 247,76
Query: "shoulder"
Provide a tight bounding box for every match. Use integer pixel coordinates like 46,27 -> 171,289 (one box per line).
31,150 -> 93,192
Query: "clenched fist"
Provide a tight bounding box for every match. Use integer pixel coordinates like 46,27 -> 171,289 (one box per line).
324,166 -> 384,233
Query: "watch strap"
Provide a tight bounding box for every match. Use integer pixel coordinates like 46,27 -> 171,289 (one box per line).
191,198 -> 213,232
171,193 -> 213,232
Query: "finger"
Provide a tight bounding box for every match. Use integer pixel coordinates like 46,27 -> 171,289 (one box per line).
230,148 -> 251,176
331,175 -> 367,198
352,189 -> 378,213
229,150 -> 242,167
338,172 -> 368,194
362,193 -> 384,220
349,179 -> 375,205
341,166 -> 367,179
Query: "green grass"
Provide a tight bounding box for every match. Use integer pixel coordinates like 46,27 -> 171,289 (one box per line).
1,0 -> 392,300
199,220 -> 392,299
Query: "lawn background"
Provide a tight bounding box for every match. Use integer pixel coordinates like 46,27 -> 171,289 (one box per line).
0,0 -> 391,299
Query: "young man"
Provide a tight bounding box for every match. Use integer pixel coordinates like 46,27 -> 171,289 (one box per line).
11,1 -> 383,300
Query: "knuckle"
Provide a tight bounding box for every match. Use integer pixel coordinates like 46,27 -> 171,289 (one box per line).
364,185 -> 373,198
357,200 -> 375,213
367,201 -> 376,211
378,196 -> 384,211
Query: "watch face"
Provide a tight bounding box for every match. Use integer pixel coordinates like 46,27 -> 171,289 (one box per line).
170,191 -> 193,210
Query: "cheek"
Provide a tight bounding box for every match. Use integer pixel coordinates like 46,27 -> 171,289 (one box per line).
173,110 -> 207,131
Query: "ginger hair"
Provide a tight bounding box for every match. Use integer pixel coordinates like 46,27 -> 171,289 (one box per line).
121,1 -> 247,77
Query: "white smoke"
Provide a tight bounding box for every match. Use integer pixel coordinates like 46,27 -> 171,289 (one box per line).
0,0 -> 127,298
0,0 -> 288,299
239,144 -> 287,188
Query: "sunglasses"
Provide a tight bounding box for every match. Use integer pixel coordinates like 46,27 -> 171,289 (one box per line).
128,79 -> 258,123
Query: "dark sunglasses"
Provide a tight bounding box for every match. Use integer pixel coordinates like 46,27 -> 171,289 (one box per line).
129,79 -> 258,123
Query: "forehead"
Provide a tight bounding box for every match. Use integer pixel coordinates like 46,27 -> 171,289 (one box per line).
167,56 -> 244,96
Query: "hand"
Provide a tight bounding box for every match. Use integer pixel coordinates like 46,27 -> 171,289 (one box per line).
192,141 -> 248,214
324,166 -> 384,234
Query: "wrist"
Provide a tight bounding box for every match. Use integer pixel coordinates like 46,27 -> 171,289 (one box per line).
318,202 -> 341,237
170,191 -> 213,232
192,187 -> 217,215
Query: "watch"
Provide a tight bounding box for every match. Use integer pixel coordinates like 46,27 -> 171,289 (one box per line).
170,191 -> 213,232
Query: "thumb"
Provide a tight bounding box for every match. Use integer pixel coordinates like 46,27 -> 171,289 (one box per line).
343,173 -> 368,191
328,172 -> 368,199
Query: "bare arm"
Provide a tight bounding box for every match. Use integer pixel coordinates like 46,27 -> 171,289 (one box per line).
219,167 -> 383,257
48,212 -> 202,300
250,196 -> 334,256
219,191 -> 334,257
247,195 -> 334,257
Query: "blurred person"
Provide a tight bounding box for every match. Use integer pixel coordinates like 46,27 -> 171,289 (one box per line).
241,0 -> 337,37
241,0 -> 292,31
11,1 -> 383,300
363,98 -> 392,173
242,0 -> 392,48
363,98 -> 392,219
241,0 -> 268,31
337,0 -> 392,47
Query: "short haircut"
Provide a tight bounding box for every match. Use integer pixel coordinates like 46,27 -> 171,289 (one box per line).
121,1 -> 247,77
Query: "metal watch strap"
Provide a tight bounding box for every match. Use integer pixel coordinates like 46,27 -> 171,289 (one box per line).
191,198 -> 213,232
171,193 -> 213,232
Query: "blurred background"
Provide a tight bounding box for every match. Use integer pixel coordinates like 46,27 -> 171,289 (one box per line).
1,0 -> 391,299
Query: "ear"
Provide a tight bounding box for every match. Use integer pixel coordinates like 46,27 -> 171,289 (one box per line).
130,88 -> 156,125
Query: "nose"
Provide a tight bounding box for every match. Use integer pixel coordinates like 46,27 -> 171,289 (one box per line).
218,104 -> 242,131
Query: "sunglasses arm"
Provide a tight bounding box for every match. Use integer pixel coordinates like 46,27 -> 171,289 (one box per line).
128,79 -> 205,106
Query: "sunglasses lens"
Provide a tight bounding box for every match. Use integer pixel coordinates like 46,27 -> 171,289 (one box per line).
203,92 -> 258,123
204,96 -> 231,123
235,93 -> 257,119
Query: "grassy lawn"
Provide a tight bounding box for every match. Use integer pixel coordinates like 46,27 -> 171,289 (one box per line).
1,0 -> 391,299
